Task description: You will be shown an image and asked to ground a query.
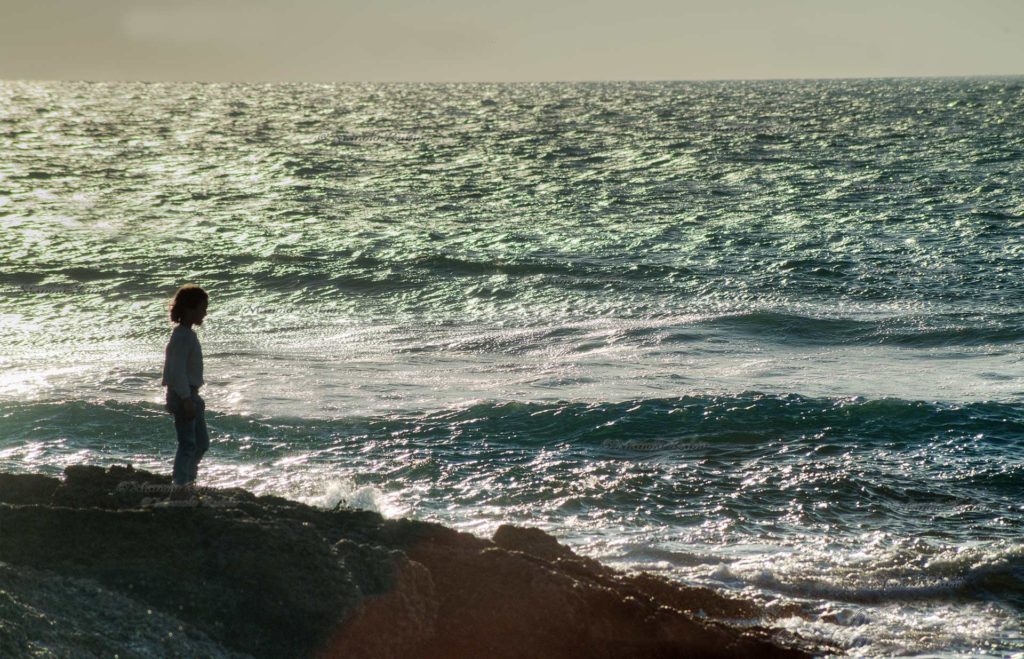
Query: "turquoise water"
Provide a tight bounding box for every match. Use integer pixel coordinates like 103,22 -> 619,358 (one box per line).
1,78 -> 1023,656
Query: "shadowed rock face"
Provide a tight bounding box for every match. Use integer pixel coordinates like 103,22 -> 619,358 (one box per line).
0,465 -> 829,659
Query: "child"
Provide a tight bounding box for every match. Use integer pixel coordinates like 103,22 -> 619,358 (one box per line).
162,284 -> 209,489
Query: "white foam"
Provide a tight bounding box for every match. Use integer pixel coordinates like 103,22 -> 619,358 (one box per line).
700,537 -> 1024,657
304,477 -> 385,515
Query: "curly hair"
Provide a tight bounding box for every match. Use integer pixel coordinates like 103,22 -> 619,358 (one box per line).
168,284 -> 209,324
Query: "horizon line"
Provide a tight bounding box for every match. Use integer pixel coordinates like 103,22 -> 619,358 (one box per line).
3,73 -> 1023,85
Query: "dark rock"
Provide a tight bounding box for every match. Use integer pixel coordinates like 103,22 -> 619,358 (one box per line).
493,523 -> 586,562
0,464 -> 830,658
51,463 -> 172,509
0,561 -> 251,658
0,473 -> 59,505
494,523 -> 769,620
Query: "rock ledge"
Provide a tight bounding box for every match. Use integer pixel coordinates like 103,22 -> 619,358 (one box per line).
0,465 -> 831,658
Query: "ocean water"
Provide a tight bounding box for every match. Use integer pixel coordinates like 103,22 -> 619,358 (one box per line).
1,78 -> 1022,657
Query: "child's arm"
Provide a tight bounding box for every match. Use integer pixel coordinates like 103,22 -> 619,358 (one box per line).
164,330 -> 193,406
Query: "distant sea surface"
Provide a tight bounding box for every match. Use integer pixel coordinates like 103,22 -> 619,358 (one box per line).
1,78 -> 1022,657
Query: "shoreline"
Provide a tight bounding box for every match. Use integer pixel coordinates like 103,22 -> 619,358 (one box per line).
0,464 -> 833,658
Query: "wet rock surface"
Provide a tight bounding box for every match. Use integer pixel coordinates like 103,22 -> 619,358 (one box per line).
0,465 -> 831,658
0,561 -> 250,659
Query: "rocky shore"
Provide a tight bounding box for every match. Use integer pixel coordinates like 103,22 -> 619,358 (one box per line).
0,465 -> 832,658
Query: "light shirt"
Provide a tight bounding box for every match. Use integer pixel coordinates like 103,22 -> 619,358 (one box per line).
161,324 -> 204,400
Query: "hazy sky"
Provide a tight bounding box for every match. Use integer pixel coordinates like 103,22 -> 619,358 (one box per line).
2,0 -> 1022,82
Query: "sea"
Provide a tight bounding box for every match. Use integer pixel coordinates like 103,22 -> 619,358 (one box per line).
1,77 -> 1022,657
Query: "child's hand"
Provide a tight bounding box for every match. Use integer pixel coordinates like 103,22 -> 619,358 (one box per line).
183,398 -> 197,420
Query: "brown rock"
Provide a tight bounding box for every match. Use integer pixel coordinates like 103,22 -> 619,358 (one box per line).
0,464 -> 828,658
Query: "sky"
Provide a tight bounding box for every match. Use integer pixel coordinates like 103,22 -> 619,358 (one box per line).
2,0 -> 1022,82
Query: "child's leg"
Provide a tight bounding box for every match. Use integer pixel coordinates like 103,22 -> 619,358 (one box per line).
169,393 -> 198,486
190,396 -> 210,483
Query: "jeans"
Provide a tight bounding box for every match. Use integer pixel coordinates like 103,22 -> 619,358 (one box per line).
166,387 -> 209,486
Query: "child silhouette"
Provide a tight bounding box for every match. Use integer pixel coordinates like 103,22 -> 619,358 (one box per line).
162,285 -> 209,489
